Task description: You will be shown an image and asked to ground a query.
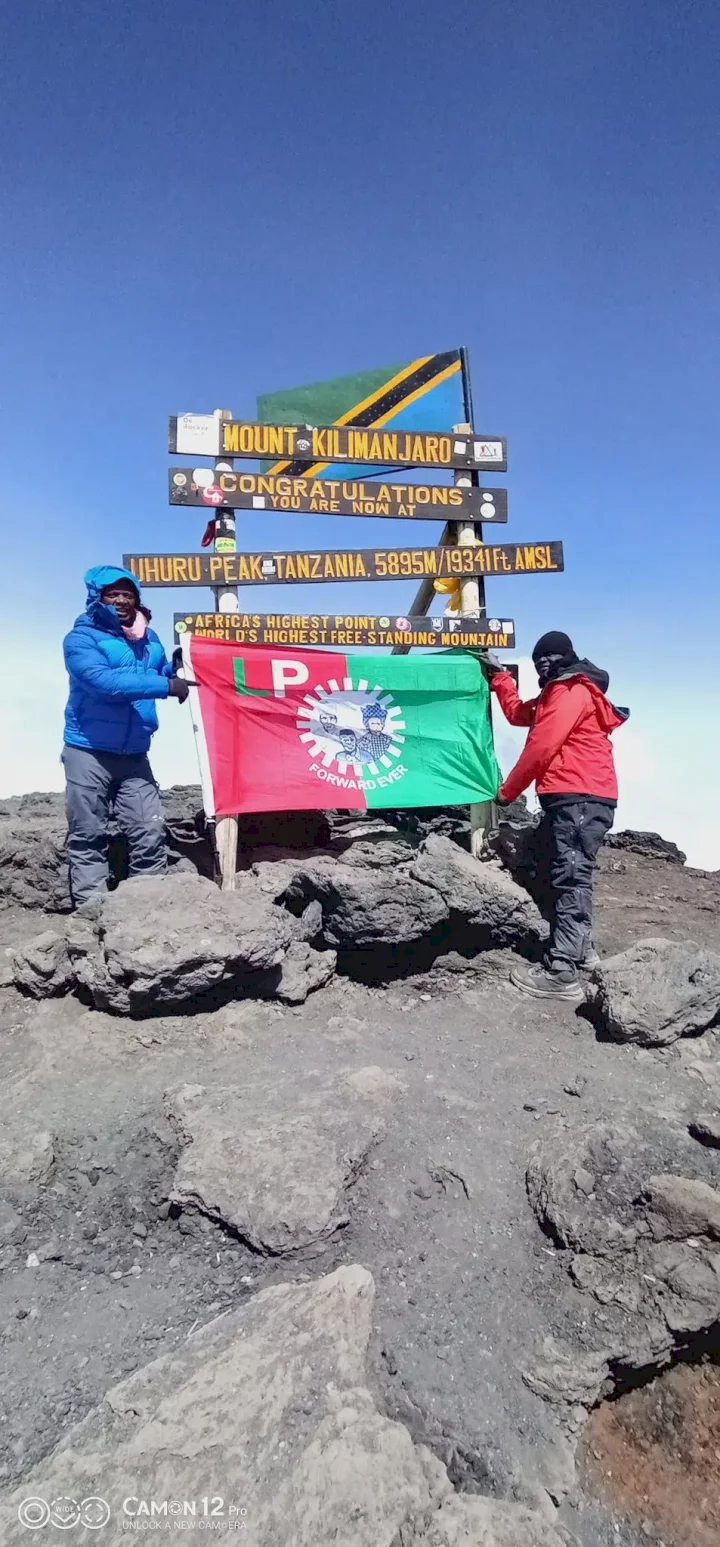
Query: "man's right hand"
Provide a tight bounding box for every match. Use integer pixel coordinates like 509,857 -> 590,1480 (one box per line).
168,677 -> 190,703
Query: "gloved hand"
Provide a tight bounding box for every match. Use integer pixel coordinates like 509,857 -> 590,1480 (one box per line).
168,677 -> 190,703
478,648 -> 504,677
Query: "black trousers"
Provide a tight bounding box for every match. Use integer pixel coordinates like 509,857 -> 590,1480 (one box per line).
533,796 -> 615,970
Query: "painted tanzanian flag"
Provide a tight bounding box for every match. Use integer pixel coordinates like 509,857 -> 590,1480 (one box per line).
257,352 -> 468,482
182,638 -> 500,818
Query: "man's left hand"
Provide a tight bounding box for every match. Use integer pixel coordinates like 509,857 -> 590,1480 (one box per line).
495,792 -> 511,808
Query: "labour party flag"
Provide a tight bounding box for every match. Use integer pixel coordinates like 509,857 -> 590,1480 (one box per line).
257,352 -> 468,482
182,638 -> 500,818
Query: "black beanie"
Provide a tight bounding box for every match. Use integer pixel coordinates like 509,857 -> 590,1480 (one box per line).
532,630 -> 574,661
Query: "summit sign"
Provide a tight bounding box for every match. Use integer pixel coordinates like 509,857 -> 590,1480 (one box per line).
168,415 -> 507,472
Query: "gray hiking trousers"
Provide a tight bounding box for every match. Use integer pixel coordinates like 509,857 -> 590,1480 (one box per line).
62,745 -> 167,906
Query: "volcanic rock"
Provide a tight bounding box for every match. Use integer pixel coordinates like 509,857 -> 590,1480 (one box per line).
281,855 -> 449,950
409,834 -> 546,950
525,1113 -> 720,1408
585,937 -> 720,1045
18,872 -> 294,1015
606,829 -> 687,865
166,1078 -> 382,1252
275,941 -> 337,1004
0,1265 -> 564,1546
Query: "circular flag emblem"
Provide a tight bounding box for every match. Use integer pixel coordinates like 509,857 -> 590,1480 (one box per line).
296,680 -> 406,778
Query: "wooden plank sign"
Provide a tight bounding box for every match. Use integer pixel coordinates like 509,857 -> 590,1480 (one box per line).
123,542 -> 563,588
173,612 -> 516,649
168,468 -> 508,523
168,415 -> 507,472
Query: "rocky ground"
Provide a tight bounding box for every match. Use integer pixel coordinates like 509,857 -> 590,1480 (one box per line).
0,791 -> 718,1546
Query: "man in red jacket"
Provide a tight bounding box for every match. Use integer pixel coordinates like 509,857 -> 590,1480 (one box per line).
488,630 -> 628,1002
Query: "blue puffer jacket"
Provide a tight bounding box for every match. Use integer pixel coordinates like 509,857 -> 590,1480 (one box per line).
63,566 -> 173,755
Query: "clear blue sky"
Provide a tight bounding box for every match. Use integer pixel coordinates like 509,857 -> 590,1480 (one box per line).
1,1 -> 718,861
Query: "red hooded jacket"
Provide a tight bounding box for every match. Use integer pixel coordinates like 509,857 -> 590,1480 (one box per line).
492,663 -> 627,804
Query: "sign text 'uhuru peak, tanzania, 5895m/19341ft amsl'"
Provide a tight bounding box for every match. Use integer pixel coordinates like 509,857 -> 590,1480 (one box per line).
124,542 -> 562,588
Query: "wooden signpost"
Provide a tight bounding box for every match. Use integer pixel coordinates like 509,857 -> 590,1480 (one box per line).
173,612 -> 517,650
123,542 -> 563,589
160,359 -> 565,885
168,468 -> 508,522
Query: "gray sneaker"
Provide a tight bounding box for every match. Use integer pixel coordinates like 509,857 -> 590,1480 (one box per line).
509,961 -> 585,1002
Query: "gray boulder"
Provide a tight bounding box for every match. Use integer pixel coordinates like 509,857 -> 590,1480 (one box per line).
606,828 -> 687,864
275,941 -> 336,1004
586,937 -> 720,1044
0,819 -> 71,913
68,872 -> 293,1015
524,1113 -> 720,1409
409,835 -> 546,949
167,1079 -> 381,1252
11,929 -> 74,998
281,855 -> 448,950
0,1265 -> 563,1547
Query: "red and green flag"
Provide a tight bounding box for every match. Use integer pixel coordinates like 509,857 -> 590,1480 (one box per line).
182,637 -> 500,818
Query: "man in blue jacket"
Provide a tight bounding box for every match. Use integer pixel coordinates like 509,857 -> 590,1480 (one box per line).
62,565 -> 189,907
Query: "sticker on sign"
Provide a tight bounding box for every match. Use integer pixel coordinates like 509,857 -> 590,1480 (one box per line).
173,414 -> 222,456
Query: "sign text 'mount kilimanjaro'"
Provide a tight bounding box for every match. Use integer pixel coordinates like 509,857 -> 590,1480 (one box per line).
168,469 -> 508,522
168,416 -> 507,471
174,613 -> 516,649
123,542 -> 563,588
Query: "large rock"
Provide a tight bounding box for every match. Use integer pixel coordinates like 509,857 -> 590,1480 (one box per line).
606,828 -> 687,865
586,937 -> 720,1045
275,940 -> 336,1004
15,872 -> 294,1016
524,1113 -> 720,1409
0,818 -> 71,913
280,855 -> 449,950
409,835 -> 546,950
167,1078 -> 382,1252
10,929 -> 75,998
0,1266 -> 563,1547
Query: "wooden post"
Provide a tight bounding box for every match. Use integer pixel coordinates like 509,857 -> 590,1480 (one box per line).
451,424 -> 494,858
212,412 -> 239,890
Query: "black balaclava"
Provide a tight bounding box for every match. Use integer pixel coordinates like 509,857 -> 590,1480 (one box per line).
532,630 -> 578,687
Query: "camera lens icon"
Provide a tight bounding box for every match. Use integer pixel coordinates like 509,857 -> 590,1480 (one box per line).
18,1498 -> 51,1529
81,1498 -> 111,1529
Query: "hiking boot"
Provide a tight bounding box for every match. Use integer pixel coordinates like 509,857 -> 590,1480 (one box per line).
509,961 -> 585,1002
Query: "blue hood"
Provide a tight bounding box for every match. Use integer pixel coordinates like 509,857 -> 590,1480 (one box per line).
83,565 -> 142,635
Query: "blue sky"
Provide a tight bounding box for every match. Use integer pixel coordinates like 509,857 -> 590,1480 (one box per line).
1,1 -> 718,863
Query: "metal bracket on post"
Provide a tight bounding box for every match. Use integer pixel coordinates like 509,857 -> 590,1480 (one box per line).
213,411 -> 239,889
452,423 -> 495,859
